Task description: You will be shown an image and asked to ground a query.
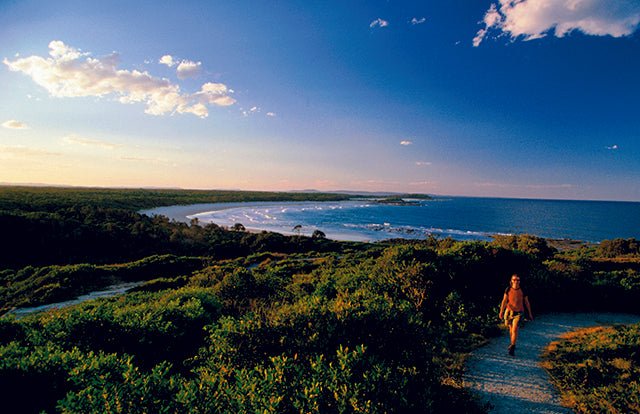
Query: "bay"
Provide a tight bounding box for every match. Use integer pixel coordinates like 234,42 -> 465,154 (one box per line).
141,196 -> 640,243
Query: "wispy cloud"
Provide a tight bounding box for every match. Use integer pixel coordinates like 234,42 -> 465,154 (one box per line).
242,106 -> 260,117
473,4 -> 502,47
400,140 -> 413,146
0,145 -> 59,158
474,0 -> 640,47
3,41 -> 235,118
606,144 -> 619,150
63,134 -> 121,150
415,161 -> 432,166
409,180 -> 438,187
266,112 -> 276,117
119,156 -> 175,166
411,17 -> 426,25
370,18 -> 389,28
353,179 -> 401,187
2,120 -> 29,129
475,181 -> 573,190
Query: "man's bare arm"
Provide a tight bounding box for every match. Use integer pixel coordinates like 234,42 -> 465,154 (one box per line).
524,296 -> 533,320
499,293 -> 508,319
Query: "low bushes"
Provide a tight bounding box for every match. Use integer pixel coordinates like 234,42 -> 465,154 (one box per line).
542,323 -> 640,413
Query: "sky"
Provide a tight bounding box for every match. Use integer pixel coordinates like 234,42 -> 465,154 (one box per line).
1,0 -> 639,201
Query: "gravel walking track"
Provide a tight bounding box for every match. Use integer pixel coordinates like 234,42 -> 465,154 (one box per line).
463,312 -> 640,413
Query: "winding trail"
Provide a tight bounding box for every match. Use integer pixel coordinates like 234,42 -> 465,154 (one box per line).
463,312 -> 640,413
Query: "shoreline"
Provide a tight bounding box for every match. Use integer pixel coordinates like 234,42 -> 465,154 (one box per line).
139,199 -> 597,246
141,201 -> 374,242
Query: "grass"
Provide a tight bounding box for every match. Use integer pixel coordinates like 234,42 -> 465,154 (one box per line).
542,323 -> 640,413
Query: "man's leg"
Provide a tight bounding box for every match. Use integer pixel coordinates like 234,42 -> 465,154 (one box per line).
510,320 -> 519,345
508,315 -> 521,355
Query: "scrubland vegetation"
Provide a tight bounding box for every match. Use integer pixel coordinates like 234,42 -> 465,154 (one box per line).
1,186 -> 639,413
542,323 -> 640,413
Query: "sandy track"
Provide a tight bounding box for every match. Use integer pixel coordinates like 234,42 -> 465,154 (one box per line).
463,313 -> 640,413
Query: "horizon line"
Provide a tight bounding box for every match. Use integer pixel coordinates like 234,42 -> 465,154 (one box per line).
1,181 -> 638,204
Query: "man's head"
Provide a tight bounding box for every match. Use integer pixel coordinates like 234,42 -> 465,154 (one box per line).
510,274 -> 521,288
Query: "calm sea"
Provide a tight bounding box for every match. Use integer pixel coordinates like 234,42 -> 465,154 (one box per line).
142,197 -> 640,243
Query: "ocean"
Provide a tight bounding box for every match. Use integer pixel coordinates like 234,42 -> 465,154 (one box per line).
141,196 -> 640,243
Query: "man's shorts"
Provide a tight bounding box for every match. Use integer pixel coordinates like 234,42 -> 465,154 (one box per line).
504,309 -> 524,328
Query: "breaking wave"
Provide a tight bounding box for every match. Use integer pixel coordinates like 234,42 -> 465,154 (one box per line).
184,200 -> 499,242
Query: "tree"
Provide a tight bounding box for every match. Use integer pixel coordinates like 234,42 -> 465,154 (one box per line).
292,225 -> 302,236
312,230 -> 326,239
232,223 -> 246,232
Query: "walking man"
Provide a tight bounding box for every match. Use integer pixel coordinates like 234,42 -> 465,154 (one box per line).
499,273 -> 533,356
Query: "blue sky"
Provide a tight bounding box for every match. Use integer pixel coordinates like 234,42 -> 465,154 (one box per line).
1,0 -> 639,201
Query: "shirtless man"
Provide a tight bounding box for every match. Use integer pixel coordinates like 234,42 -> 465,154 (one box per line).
499,273 -> 533,356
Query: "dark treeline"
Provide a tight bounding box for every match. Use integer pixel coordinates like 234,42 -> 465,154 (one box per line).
0,188 -> 369,312
0,204 -> 349,268
1,187 -> 640,413
0,186 -> 352,212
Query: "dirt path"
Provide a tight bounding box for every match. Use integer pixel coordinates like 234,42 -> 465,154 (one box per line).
463,313 -> 640,413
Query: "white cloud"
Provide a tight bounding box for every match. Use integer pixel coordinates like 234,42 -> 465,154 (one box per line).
176,59 -> 202,79
370,18 -> 389,28
400,140 -> 413,146
411,17 -> 426,25
2,120 -> 29,129
4,41 -> 235,118
160,54 -> 202,78
63,134 -> 121,149
606,144 -> 619,150
415,161 -> 432,166
473,3 -> 502,47
195,82 -> 236,108
266,112 -> 276,117
159,55 -> 175,67
242,106 -> 261,117
474,0 -> 640,46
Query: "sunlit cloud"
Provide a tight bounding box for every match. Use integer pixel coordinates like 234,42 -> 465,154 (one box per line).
474,0 -> 640,47
160,54 -> 202,78
63,134 -> 121,150
2,120 -> 30,129
411,17 -> 426,25
400,140 -> 413,146
176,60 -> 202,79
415,161 -> 432,166
606,144 -> 619,150
473,4 -> 502,47
266,112 -> 276,117
370,18 -> 389,28
159,54 -> 176,67
3,41 -> 235,118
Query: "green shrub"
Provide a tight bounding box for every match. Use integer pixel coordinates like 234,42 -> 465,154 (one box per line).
542,323 -> 640,413
596,238 -> 640,258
